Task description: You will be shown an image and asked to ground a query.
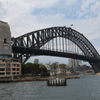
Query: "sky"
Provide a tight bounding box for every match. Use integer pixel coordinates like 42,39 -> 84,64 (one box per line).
0,0 -> 100,64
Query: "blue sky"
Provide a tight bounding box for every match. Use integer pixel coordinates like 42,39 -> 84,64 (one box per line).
0,0 -> 100,64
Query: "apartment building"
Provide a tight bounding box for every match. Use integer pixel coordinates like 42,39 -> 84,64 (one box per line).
0,21 -> 21,77
0,57 -> 21,76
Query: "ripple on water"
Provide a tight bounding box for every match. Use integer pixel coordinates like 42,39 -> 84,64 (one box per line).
0,75 -> 100,100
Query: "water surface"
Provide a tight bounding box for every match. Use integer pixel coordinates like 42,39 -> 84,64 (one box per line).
0,75 -> 100,100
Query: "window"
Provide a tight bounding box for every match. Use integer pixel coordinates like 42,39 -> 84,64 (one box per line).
12,64 -> 16,67
17,72 -> 20,74
0,64 -> 5,67
17,68 -> 19,71
0,73 -> 5,75
6,64 -> 10,67
6,72 -> 10,75
12,72 -> 16,75
11,60 -> 19,62
0,56 -> 10,58
0,60 -> 3,62
17,64 -> 19,67
12,68 -> 16,71
6,68 -> 10,71
4,38 -> 7,43
0,56 -> 3,58
6,60 -> 10,63
0,68 -> 5,71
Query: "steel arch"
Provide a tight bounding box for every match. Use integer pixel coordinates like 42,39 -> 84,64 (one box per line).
12,27 -> 100,73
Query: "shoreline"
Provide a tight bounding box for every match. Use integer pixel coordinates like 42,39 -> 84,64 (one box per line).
12,75 -> 80,82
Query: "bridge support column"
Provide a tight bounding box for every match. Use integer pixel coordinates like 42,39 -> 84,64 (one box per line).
90,62 -> 100,73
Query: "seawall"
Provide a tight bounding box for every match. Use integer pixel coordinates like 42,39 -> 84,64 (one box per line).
12,75 -> 80,82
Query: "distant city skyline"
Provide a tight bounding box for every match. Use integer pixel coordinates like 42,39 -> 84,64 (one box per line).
27,56 -> 90,66
27,56 -> 68,64
68,58 -> 82,70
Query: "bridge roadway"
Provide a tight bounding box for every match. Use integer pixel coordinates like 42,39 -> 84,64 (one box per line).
12,46 -> 100,63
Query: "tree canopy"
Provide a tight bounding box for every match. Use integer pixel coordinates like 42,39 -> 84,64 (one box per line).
21,63 -> 47,75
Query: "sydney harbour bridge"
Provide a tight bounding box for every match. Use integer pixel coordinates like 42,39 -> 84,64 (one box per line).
12,27 -> 100,73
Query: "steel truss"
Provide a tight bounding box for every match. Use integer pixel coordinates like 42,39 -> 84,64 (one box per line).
12,27 -> 100,73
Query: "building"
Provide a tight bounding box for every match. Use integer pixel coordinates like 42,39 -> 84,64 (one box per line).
0,58 -> 21,76
45,63 -> 51,73
34,59 -> 39,64
68,58 -> 82,71
0,21 -> 21,78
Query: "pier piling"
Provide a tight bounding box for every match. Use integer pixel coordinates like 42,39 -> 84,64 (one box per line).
47,78 -> 67,86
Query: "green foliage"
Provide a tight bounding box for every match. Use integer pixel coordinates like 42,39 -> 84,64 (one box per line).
69,67 -> 74,73
39,64 -> 46,74
21,63 -> 47,75
59,63 -> 67,75
50,63 -> 58,69
50,63 -> 58,75
59,64 -> 67,69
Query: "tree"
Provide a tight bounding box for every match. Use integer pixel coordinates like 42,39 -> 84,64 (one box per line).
32,63 -> 40,74
21,63 -> 40,75
26,63 -> 34,74
50,63 -> 58,75
39,64 -> 45,74
21,63 -> 27,75
21,63 -> 47,75
59,64 -> 67,75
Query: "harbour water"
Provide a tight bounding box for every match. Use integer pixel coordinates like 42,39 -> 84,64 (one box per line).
0,75 -> 100,100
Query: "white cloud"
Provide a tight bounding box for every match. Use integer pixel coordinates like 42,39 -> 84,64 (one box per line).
7,13 -> 66,37
73,17 -> 100,39
76,0 -> 97,18
0,0 -> 61,36
65,0 -> 78,6
0,0 -> 60,13
77,11 -> 86,18
81,0 -> 95,11
91,1 -> 100,15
